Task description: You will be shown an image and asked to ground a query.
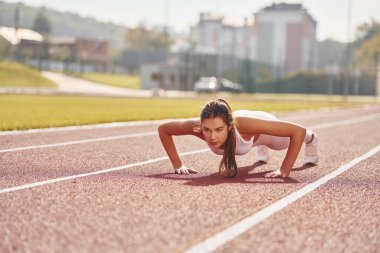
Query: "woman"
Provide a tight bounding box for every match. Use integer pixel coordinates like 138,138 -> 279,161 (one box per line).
158,98 -> 318,178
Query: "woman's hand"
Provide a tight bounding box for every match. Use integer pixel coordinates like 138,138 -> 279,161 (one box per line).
264,168 -> 290,178
174,165 -> 198,175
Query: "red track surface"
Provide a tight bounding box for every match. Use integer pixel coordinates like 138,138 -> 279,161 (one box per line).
1,105 -> 379,253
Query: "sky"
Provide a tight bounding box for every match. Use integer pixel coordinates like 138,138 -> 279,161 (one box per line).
3,0 -> 380,42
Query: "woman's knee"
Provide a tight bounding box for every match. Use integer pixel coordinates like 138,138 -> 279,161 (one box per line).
266,138 -> 290,150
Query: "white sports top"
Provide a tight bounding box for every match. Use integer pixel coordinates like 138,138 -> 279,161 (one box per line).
206,110 -> 278,155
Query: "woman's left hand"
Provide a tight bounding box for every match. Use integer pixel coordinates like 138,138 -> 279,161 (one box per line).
264,169 -> 289,178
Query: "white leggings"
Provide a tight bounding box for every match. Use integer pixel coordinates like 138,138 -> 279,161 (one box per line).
233,110 -> 314,151
253,130 -> 314,150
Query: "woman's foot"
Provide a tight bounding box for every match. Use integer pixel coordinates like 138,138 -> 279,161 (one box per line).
304,133 -> 319,164
256,145 -> 269,163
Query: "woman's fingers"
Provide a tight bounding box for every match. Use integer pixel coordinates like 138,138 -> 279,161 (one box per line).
175,168 -> 186,174
264,169 -> 289,178
188,169 -> 198,174
264,171 -> 281,178
174,166 -> 197,175
175,169 -> 184,174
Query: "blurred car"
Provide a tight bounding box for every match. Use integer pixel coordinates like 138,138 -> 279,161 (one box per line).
218,78 -> 242,93
194,77 -> 242,93
194,77 -> 219,93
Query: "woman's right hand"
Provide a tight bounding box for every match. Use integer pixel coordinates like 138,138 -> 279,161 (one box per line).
174,165 -> 198,175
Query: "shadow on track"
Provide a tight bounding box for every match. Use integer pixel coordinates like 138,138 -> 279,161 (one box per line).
293,163 -> 316,171
146,162 -> 316,186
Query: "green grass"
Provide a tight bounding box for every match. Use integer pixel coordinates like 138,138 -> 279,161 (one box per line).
0,94 -> 366,131
0,61 -> 57,88
72,72 -> 140,89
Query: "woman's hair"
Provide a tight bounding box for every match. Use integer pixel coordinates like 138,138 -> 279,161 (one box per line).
200,98 -> 237,178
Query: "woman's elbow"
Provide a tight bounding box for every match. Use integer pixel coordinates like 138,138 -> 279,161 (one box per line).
298,126 -> 306,139
158,123 -> 167,135
290,125 -> 306,138
158,122 -> 174,137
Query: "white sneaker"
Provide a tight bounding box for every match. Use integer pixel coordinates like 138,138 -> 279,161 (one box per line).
304,133 -> 319,164
256,145 -> 269,163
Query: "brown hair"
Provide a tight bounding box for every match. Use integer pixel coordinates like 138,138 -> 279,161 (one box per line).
200,98 -> 237,178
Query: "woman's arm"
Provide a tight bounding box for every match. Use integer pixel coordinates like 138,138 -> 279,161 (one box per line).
237,117 -> 306,177
158,120 -> 203,173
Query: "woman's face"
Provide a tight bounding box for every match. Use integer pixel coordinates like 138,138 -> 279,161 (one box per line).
201,117 -> 230,148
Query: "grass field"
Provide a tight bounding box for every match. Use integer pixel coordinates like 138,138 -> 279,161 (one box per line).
0,61 -> 57,88
71,72 -> 140,89
0,94 -> 366,131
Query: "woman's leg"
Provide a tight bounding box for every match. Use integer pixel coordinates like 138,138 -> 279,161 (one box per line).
253,135 -> 289,163
304,130 -> 314,144
257,130 -> 314,150
254,130 -> 316,162
304,130 -> 319,164
255,134 -> 290,150
256,145 -> 270,163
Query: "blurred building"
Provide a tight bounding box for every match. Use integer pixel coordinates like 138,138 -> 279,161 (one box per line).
0,26 -> 43,58
189,13 -> 223,55
254,3 -> 317,77
0,26 -> 109,71
141,53 -> 218,91
189,13 -> 254,75
49,37 -> 109,70
143,3 -> 319,91
188,3 -> 317,77
120,49 -> 167,73
140,20 -> 267,92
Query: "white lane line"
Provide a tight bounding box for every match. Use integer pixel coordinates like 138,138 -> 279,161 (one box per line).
0,132 -> 157,153
0,148 -> 210,194
280,108 -> 359,121
310,113 -> 380,130
0,118 -> 191,136
183,145 -> 380,253
2,113 -> 380,154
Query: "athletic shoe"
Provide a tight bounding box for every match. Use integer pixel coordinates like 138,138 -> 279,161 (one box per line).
256,145 -> 269,163
304,133 -> 319,164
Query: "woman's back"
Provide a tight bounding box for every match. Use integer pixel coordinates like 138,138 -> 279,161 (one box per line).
233,110 -> 278,121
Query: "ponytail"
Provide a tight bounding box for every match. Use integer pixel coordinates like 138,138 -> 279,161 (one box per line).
219,126 -> 237,178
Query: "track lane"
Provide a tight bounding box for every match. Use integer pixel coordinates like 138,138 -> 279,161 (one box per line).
0,124 -> 158,150
184,146 -> 380,253
1,107 -> 379,190
0,149 -> 378,253
0,135 -> 207,188
214,154 -> 380,253
0,106 -> 379,253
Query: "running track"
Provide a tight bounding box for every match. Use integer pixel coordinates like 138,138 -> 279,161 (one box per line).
1,105 -> 379,253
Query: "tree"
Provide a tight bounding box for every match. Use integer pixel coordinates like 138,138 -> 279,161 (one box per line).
354,19 -> 380,48
125,24 -> 173,50
355,35 -> 380,72
33,11 -> 51,35
317,39 -> 346,69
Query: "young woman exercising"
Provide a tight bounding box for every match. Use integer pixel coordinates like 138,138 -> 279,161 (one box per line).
158,98 -> 319,178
